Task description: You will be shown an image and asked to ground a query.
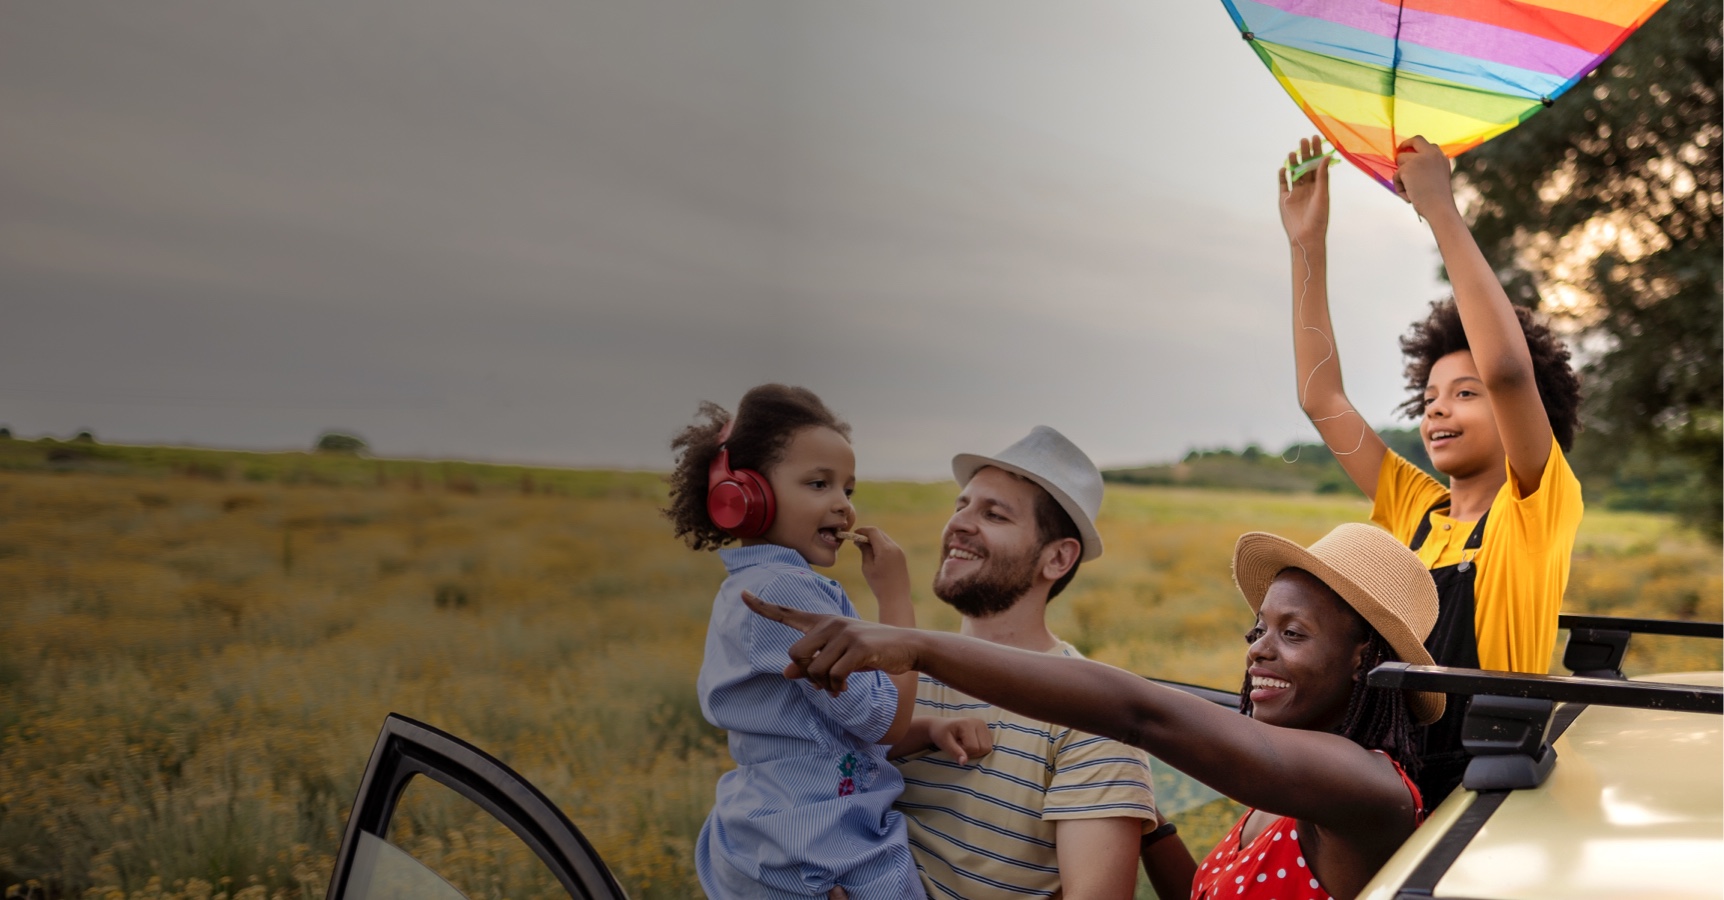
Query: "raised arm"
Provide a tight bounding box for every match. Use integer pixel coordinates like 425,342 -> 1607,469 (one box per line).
1281,136 -> 1389,498
745,592 -> 1412,835
1394,137 -> 1554,493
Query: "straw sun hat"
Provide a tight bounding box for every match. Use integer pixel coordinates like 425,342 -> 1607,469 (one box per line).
1232,523 -> 1445,725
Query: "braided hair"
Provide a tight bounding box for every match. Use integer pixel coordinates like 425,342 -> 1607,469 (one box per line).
1237,624 -> 1421,776
1333,631 -> 1420,775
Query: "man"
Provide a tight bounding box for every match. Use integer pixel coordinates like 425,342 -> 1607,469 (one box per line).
891,426 -> 1196,900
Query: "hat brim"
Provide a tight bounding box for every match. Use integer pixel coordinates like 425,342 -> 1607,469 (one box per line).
1233,531 -> 1445,725
952,453 -> 1103,562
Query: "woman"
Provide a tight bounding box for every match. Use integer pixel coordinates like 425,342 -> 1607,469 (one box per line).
745,523 -> 1443,900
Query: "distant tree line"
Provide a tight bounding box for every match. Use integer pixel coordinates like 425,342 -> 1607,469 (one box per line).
314,431 -> 369,455
1104,428 -> 1426,495
1105,426 -> 1702,519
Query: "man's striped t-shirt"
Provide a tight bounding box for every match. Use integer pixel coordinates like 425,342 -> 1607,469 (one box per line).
893,641 -> 1162,900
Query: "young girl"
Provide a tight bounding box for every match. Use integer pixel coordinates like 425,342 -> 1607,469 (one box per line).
1277,136 -> 1584,805
666,383 -> 988,900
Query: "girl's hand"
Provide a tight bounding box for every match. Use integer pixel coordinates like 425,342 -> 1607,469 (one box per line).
1391,136 -> 1458,217
742,590 -> 919,694
927,716 -> 993,765
1278,134 -> 1330,246
854,526 -> 911,614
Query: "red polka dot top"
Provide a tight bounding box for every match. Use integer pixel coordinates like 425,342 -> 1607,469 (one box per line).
1190,753 -> 1422,900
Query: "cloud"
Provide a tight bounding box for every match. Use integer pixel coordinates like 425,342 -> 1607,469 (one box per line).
0,0 -> 1446,477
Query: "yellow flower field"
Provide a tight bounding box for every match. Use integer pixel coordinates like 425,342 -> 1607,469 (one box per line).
1,462 -> 1717,900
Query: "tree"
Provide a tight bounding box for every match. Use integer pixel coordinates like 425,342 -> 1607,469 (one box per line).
315,431 -> 369,455
1451,0 -> 1721,539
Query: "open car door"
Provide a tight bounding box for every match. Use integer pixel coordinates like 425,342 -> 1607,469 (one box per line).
326,713 -> 629,900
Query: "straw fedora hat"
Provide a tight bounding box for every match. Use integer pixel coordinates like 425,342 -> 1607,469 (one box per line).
952,425 -> 1104,562
1232,522 -> 1444,725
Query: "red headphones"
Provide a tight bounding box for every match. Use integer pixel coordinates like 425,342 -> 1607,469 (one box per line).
707,418 -> 775,537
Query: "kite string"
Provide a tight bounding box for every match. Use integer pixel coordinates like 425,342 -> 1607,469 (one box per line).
1282,189 -> 1370,464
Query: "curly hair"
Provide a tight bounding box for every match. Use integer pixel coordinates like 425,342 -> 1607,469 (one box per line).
1396,299 -> 1581,451
664,384 -> 851,551
1237,589 -> 1420,775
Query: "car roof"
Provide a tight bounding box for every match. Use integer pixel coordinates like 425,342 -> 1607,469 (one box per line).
1361,671 -> 1724,900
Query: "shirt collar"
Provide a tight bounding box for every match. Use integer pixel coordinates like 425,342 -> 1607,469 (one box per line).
719,544 -> 811,573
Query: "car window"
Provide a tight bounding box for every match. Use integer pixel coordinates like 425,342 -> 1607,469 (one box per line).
344,831 -> 472,900
326,714 -> 629,900
383,777 -> 572,900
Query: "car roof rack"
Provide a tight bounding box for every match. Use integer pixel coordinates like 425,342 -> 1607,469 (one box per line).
1369,662 -> 1723,715
1557,613 -> 1723,679
1150,615 -> 1724,717
1369,661 -> 1721,795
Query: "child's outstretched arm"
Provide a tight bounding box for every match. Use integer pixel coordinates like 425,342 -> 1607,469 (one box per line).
885,715 -> 993,763
1394,137 -> 1555,493
1280,135 -> 1389,497
853,525 -> 918,743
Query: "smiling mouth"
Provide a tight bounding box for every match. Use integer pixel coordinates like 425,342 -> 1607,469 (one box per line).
1429,430 -> 1461,442
1251,676 -> 1291,691
945,546 -> 982,562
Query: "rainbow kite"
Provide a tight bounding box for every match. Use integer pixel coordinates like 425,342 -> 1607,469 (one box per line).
1220,0 -> 1669,189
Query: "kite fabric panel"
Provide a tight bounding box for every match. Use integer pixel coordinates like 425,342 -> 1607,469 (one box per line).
1220,0 -> 1669,189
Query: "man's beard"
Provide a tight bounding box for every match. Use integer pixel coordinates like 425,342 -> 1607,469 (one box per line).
933,546 -> 1040,618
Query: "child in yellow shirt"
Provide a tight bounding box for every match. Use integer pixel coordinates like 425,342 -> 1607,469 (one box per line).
1277,135 -> 1584,806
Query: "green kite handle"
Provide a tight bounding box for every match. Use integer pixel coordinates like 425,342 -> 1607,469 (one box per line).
1286,150 -> 1339,182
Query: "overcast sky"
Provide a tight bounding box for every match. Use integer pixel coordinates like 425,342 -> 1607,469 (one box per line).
1,1 -> 1452,478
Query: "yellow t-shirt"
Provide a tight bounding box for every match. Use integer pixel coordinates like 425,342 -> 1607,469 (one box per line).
1370,436 -> 1583,673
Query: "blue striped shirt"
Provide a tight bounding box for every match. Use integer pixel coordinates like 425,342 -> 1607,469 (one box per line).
695,545 -> 924,900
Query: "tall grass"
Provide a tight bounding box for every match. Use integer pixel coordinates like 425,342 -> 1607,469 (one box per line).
1,462 -> 1716,900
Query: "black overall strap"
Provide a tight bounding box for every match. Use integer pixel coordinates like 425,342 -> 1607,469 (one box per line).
1410,499 -> 1492,809
1408,498 -> 1446,551
1457,508 -> 1489,571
